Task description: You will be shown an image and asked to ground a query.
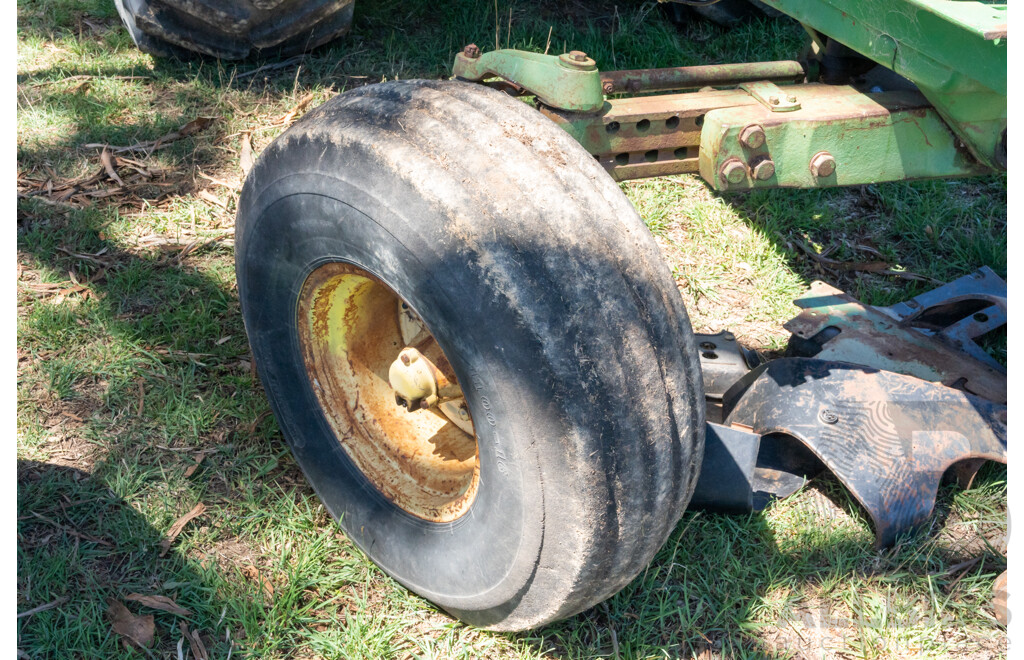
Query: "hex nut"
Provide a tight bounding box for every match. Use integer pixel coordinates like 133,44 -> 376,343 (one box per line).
462,43 -> 481,59
559,51 -> 596,70
719,158 -> 747,186
739,124 -> 766,149
810,151 -> 836,177
752,159 -> 775,181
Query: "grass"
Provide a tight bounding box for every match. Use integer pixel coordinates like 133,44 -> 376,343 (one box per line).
17,0 -> 1006,658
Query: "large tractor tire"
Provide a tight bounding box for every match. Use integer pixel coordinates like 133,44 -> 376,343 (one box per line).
114,0 -> 355,60
665,0 -> 783,28
234,79 -> 706,630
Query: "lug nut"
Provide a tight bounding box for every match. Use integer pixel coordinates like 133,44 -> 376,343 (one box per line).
752,159 -> 775,181
810,151 -> 836,177
719,158 -> 747,186
463,44 -> 481,59
569,50 -> 588,62
739,124 -> 766,149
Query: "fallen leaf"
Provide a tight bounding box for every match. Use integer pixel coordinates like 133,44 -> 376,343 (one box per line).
277,93 -> 316,125
127,593 -> 192,617
183,451 -> 207,478
160,502 -> 206,556
241,565 -> 274,598
197,189 -> 227,208
180,621 -> 209,660
107,598 -> 155,648
215,336 -> 233,346
177,116 -> 217,139
239,133 -> 254,176
100,148 -> 124,187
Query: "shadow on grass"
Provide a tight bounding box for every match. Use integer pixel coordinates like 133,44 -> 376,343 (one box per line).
18,459 -> 233,655
517,461 -> 1006,659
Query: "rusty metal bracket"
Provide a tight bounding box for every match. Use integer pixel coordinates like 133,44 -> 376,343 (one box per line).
687,271 -> 1007,546
717,358 -> 1006,547
695,331 -> 761,423
785,273 -> 1006,404
452,46 -> 605,113
875,266 -> 1006,371
740,81 -> 801,112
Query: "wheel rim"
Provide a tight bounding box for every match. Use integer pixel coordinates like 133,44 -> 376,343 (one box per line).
296,262 -> 480,522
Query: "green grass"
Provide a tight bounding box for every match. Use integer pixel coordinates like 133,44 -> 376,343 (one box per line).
17,0 -> 1006,658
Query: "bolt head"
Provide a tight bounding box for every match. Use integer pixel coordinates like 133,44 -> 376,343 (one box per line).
819,409 -> 839,424
769,95 -> 780,105
400,352 -> 411,366
719,158 -> 747,186
602,81 -> 614,94
559,51 -> 595,70
463,44 -> 481,59
809,151 -> 836,177
752,159 -> 775,181
739,124 -> 766,149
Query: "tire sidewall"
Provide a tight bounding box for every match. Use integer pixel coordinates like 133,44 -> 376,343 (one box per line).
238,169 -> 550,621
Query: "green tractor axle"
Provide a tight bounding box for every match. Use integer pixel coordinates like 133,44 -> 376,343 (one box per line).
452,0 -> 1006,190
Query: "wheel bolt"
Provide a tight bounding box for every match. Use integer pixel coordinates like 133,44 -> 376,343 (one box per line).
739,124 -> 765,149
810,151 -> 836,178
752,158 -> 775,181
719,158 -> 747,186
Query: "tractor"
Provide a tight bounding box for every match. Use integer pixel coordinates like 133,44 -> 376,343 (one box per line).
119,0 -> 1008,630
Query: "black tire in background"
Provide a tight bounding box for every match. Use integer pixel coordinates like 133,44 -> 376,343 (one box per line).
664,0 -> 784,28
114,0 -> 355,60
235,79 -> 706,630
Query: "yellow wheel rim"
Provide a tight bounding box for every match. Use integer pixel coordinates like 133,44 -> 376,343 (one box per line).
297,262 -> 479,522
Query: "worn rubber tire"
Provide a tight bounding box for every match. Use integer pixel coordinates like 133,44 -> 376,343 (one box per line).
115,0 -> 355,60
235,79 -> 705,630
665,0 -> 783,27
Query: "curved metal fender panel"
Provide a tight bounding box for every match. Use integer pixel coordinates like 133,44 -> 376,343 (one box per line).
721,358 -> 1007,547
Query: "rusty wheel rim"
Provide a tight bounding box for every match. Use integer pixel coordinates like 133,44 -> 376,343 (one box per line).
297,262 -> 480,522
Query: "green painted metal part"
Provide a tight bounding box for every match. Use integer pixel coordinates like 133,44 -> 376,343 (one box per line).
699,86 -> 990,191
451,49 -> 605,113
762,0 -> 1007,169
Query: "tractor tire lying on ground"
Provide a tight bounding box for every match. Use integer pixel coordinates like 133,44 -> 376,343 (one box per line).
235,79 -> 706,630
115,0 -> 355,60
